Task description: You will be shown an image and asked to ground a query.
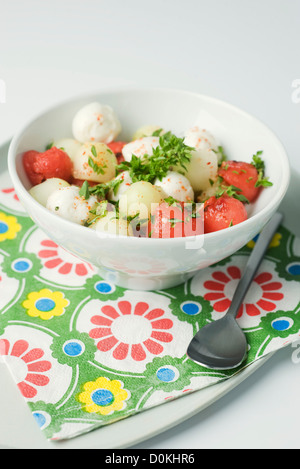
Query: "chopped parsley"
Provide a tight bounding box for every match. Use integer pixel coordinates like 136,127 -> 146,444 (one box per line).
91,145 -> 97,158
116,131 -> 195,183
215,184 -> 250,204
214,146 -> 228,165
88,146 -> 105,175
251,151 -> 273,187
164,196 -> 181,206
79,180 -> 90,199
87,145 -> 108,175
152,128 -> 164,136
88,156 -> 105,175
79,178 -> 122,200
45,142 -> 54,150
85,200 -> 109,226
169,217 -> 184,228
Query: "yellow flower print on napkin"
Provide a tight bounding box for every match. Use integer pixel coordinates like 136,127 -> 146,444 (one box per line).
247,232 -> 282,249
78,377 -> 130,416
22,288 -> 69,320
0,212 -> 21,242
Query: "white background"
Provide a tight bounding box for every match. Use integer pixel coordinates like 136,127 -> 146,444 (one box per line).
0,0 -> 300,449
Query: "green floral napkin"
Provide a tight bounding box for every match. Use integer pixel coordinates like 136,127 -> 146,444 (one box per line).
0,173 -> 299,441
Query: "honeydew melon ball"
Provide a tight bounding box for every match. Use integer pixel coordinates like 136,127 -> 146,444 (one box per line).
52,138 -> 82,161
119,181 -> 165,220
29,178 -> 70,207
132,125 -> 164,140
108,171 -> 133,202
91,211 -> 133,236
72,142 -> 117,183
179,148 -> 218,193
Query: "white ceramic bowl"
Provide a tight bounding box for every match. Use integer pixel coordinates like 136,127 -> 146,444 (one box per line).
8,88 -> 290,290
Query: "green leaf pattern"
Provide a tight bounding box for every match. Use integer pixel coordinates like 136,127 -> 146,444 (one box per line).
0,181 -> 299,441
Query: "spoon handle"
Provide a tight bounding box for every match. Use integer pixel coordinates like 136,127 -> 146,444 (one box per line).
227,212 -> 283,318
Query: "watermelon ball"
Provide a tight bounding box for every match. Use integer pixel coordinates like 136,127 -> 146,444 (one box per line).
23,147 -> 73,186
204,195 -> 248,233
107,141 -> 127,164
218,160 -> 260,203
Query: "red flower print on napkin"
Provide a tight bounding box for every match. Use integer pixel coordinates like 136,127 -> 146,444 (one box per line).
203,266 -> 284,318
89,301 -> 173,361
0,339 -> 51,398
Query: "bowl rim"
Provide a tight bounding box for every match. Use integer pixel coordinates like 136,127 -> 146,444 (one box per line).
7,85 -> 291,245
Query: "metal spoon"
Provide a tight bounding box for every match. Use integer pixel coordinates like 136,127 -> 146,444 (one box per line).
187,212 -> 283,370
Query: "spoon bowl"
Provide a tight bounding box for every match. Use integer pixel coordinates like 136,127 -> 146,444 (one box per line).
187,315 -> 247,370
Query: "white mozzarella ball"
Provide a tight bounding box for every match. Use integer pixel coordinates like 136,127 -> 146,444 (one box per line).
184,127 -> 218,152
72,142 -> 117,183
122,136 -> 159,162
132,125 -> 163,140
154,171 -> 194,203
119,181 -> 164,220
184,127 -> 224,165
46,185 -> 97,225
29,178 -> 70,207
91,211 -> 133,237
52,138 -> 82,161
175,128 -> 219,193
72,102 -> 121,144
108,171 -> 133,202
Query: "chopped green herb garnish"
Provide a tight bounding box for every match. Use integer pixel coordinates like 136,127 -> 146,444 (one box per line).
164,196 -> 181,206
78,178 -> 122,201
116,131 -> 195,183
85,200 -> 109,226
251,150 -> 264,170
126,213 -> 140,223
91,178 -> 122,199
79,180 -> 90,199
216,184 -> 250,204
256,178 -> 273,187
91,145 -> 97,158
215,146 -> 228,165
251,151 -> 273,188
88,156 -> 105,175
152,128 -> 164,137
170,217 -> 185,228
87,146 -> 106,175
45,142 -> 54,150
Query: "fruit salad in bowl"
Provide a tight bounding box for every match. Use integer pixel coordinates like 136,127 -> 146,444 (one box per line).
21,101 -> 272,238
8,88 -> 290,290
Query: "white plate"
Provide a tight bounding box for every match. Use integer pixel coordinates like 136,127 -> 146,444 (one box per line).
0,140 -> 299,449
